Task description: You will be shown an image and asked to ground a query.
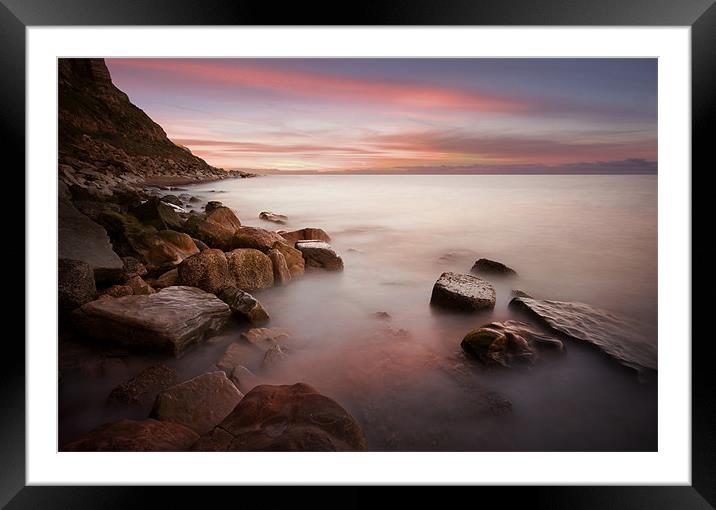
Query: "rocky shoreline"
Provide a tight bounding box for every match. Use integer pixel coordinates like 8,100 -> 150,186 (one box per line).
57,58 -> 656,452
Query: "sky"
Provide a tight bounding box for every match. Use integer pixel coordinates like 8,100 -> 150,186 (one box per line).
106,58 -> 657,173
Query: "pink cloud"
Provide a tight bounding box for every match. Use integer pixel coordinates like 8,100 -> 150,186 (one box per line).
107,58 -> 532,113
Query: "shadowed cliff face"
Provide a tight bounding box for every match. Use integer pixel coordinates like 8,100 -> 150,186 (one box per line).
59,58 -> 199,163
58,58 -> 251,187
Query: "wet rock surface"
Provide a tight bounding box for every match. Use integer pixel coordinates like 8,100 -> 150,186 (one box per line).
280,227 -> 331,244
217,287 -> 270,324
259,211 -> 288,224
177,249 -> 234,294
471,258 -> 517,277
191,383 -> 367,451
430,272 -> 496,312
509,297 -> 657,373
461,320 -> 563,367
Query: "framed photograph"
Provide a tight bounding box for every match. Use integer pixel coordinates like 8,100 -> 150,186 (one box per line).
5,0 -> 712,506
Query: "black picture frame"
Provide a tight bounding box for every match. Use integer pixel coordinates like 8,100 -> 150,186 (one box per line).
4,0 -> 712,507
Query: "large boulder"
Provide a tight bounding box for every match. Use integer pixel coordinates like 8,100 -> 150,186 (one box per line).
183,213 -> 236,251
129,197 -> 184,230
107,364 -> 179,406
430,272 -> 496,312
280,227 -> 331,244
73,286 -> 231,356
226,248 -> 274,291
509,297 -> 658,373
61,419 -> 199,451
296,241 -> 344,271
59,197 -> 124,283
217,286 -> 269,324
272,241 -> 304,278
268,248 -> 291,285
58,258 -> 97,313
231,226 -> 287,252
139,230 -> 199,271
461,320 -> 563,367
470,258 -> 517,277
177,249 -> 234,294
191,383 -> 367,451
150,371 -> 244,434
184,206 -> 242,250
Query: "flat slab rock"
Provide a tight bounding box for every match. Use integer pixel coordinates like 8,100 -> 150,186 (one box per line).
509,297 -> 657,373
191,383 -> 367,451
430,272 -> 496,311
73,286 -> 231,356
61,418 -> 199,451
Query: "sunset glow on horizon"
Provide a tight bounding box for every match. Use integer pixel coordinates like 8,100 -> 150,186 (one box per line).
106,58 -> 657,173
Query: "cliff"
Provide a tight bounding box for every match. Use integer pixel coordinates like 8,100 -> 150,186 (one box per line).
58,58 -> 251,192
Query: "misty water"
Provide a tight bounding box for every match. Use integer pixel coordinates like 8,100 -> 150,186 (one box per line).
60,174 -> 658,451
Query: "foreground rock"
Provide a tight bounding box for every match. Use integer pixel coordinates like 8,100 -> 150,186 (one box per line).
107,364 -> 178,406
280,228 -> 331,244
59,197 -> 124,283
73,286 -> 231,356
461,320 -> 563,367
259,211 -> 288,224
430,272 -> 496,312
191,383 -> 367,451
137,230 -> 199,271
296,241 -> 344,271
58,259 -> 97,313
178,249 -> 234,294
61,419 -> 199,451
509,297 -> 658,373
471,258 -> 517,277
151,371 -> 243,434
183,212 -> 236,251
226,248 -> 274,290
217,287 -> 269,324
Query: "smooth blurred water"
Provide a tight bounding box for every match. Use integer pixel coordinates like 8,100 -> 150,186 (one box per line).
60,174 -> 658,451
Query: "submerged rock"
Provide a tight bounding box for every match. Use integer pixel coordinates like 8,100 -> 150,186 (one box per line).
470,258 -> 517,277
191,383 -> 367,451
259,211 -> 288,224
217,342 -> 253,373
107,364 -> 179,406
73,286 -> 231,356
58,258 -> 97,313
177,249 -> 234,294
240,327 -> 289,351
204,200 -> 223,213
226,248 -> 274,291
509,297 -> 657,373
151,371 -> 243,434
296,241 -> 344,271
61,419 -> 199,451
280,227 -> 331,244
461,320 -> 563,367
430,272 -> 496,312
511,289 -> 532,298
217,286 -> 270,324
262,344 -> 289,371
